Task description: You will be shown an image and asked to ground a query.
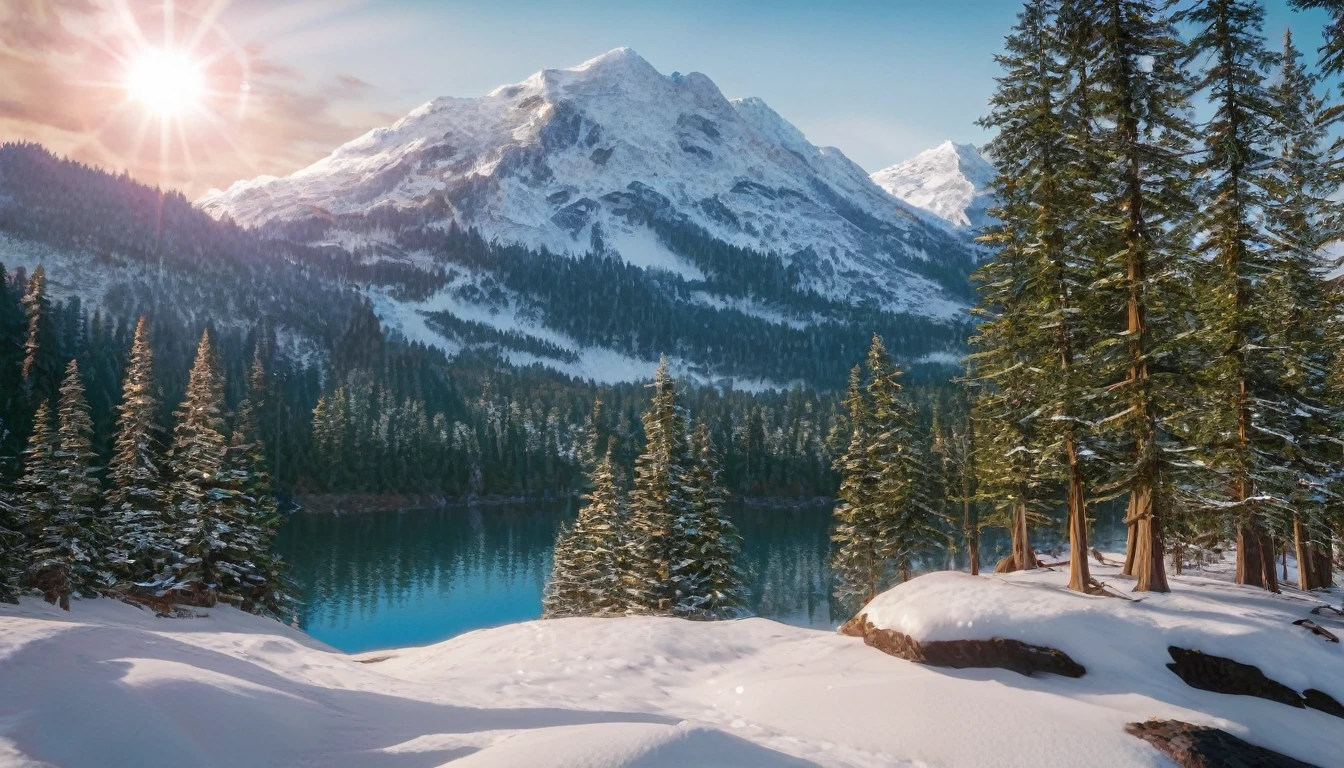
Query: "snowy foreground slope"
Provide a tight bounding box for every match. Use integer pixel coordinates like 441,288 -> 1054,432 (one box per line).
1,559 -> 1341,767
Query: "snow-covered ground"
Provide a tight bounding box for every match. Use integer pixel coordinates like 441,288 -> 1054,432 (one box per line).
1,556 -> 1339,767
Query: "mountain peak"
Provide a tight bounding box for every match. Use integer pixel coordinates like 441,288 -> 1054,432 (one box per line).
198,51 -> 974,319
870,141 -> 995,231
574,46 -> 647,70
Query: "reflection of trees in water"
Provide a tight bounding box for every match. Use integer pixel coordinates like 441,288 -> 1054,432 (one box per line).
276,504 -> 571,629
275,500 -> 1128,637
732,507 -> 835,627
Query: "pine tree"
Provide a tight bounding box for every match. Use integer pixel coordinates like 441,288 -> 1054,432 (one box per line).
869,342 -> 944,584
1074,0 -> 1202,592
16,400 -> 57,544
675,423 -> 745,618
19,265 -> 59,402
1178,0 -> 1287,591
28,361 -> 105,609
164,330 -> 232,604
1265,30 -> 1342,591
104,317 -> 169,587
623,358 -> 695,613
220,341 -> 293,617
831,364 -> 886,611
542,450 -> 627,617
980,0 -> 1103,591
968,194 -> 1044,572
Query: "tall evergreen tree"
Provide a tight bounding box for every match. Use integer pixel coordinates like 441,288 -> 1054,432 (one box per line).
1264,30 -> 1342,591
1178,0 -> 1287,591
29,361 -> 104,608
969,162 -> 1045,572
104,317 -> 168,586
1075,0 -> 1201,592
20,265 -> 59,402
623,359 -> 695,613
164,330 -> 232,604
831,364 -> 886,611
542,450 -> 627,617
981,0 -> 1100,591
674,423 -> 745,618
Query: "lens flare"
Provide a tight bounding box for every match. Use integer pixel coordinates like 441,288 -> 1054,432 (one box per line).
128,49 -> 205,116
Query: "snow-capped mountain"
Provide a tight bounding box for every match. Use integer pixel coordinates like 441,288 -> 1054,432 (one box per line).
871,141 -> 996,233
199,48 -> 973,316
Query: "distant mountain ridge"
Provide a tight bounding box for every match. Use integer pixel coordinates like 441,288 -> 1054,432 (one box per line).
199,48 -> 974,318
870,141 -> 996,233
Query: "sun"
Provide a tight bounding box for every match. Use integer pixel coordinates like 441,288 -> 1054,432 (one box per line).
127,49 -> 205,117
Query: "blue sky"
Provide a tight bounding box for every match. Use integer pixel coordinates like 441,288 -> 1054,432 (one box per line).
6,1 -> 1330,195
227,0 -> 1329,173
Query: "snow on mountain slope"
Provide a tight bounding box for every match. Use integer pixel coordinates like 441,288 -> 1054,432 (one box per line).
198,48 -> 972,315
871,141 -> 996,232
3,560 -> 1340,767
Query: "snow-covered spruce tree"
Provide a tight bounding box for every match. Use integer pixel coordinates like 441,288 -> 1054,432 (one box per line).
1072,0 -> 1202,591
674,422 -> 746,618
980,0 -> 1101,592
103,317 -> 170,588
543,521 -> 584,617
623,358 -> 695,613
219,422 -> 292,616
29,361 -> 106,609
830,364 -> 885,612
1177,0 -> 1289,591
542,449 -> 627,617
16,399 -> 57,545
967,185 -> 1046,572
164,329 -> 232,605
870,341 -> 945,585
1265,31 -> 1343,591
19,265 -> 59,402
215,339 -> 293,617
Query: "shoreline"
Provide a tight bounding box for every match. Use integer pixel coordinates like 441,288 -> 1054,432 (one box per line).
290,492 -> 835,515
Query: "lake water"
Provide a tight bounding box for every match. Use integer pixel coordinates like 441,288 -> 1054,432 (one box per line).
276,502 -> 1127,653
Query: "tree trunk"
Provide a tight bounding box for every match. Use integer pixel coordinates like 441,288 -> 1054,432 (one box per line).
1066,436 -> 1091,592
1293,521 -> 1312,590
1236,519 -> 1277,591
964,492 -> 979,576
1012,499 -> 1037,571
1130,482 -> 1169,592
1122,519 -> 1138,576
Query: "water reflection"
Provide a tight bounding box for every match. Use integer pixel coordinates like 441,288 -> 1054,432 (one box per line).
276,502 -> 1127,653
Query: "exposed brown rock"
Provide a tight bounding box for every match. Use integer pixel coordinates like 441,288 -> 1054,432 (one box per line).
1165,647 -> 1303,708
1126,719 -> 1318,768
839,614 -> 1084,678
1302,688 -> 1344,719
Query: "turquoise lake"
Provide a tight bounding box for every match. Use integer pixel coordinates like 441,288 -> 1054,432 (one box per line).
276,503 -> 1127,653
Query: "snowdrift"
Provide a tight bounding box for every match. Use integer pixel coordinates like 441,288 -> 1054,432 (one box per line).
0,556 -> 1340,767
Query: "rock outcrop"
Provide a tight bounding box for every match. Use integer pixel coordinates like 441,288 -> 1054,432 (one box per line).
1126,719 -> 1318,768
839,613 -> 1085,678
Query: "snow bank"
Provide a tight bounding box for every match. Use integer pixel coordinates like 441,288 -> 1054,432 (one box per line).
1,560 -> 1340,766
858,558 -> 1344,766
